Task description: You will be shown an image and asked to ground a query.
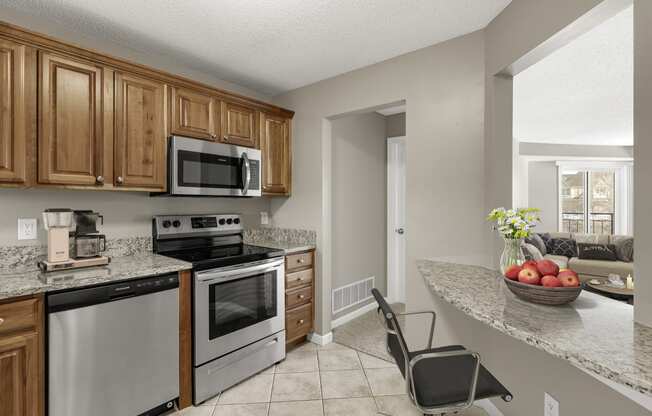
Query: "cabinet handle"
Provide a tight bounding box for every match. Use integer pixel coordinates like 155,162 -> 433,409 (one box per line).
297,277 -> 303,282
298,258 -> 305,264
116,176 -> 124,185
223,135 -> 229,142
297,319 -> 305,325
0,317 -> 4,326
95,175 -> 105,184
210,134 -> 217,139
298,294 -> 305,299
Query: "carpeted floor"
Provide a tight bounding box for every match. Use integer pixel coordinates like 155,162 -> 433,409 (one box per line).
333,303 -> 405,362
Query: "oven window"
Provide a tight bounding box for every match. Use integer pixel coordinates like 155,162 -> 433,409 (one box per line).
208,270 -> 277,339
178,150 -> 242,188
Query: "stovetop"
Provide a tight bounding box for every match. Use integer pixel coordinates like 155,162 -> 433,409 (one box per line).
160,243 -> 284,271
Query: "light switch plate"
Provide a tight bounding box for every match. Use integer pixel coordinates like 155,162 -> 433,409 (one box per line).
544,392 -> 559,416
260,211 -> 269,225
18,218 -> 38,240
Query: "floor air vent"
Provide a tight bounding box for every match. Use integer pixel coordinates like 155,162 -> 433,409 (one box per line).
332,276 -> 375,314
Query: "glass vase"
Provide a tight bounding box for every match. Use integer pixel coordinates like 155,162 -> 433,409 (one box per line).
500,237 -> 525,274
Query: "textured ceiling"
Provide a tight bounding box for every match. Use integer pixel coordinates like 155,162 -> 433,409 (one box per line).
515,6 -> 633,146
1,0 -> 511,96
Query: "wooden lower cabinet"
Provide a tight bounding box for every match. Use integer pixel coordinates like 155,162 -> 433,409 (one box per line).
284,250 -> 315,345
0,296 -> 43,416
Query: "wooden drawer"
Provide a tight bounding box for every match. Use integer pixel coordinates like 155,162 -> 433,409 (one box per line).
286,268 -> 313,290
286,286 -> 312,309
286,252 -> 313,271
0,297 -> 39,336
286,303 -> 312,342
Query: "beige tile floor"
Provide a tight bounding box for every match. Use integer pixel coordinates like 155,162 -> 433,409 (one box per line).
168,342 -> 489,416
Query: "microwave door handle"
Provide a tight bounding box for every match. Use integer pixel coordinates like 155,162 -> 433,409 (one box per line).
241,152 -> 251,195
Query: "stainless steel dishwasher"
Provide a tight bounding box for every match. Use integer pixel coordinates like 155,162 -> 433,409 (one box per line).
47,273 -> 179,416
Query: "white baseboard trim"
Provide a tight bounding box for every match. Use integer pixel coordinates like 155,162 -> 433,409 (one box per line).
475,399 -> 505,416
331,299 -> 380,329
308,331 -> 333,346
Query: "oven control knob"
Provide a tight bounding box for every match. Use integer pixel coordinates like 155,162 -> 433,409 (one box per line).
233,218 -> 240,225
226,218 -> 233,225
162,220 -> 172,229
218,218 -> 226,226
172,220 -> 181,228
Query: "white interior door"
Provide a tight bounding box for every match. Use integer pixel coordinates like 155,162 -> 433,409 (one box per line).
387,137 -> 406,304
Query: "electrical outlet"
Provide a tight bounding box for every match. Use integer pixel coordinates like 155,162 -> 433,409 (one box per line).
260,211 -> 270,225
544,392 -> 559,416
18,218 -> 38,240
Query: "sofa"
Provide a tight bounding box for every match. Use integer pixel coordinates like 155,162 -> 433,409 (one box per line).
526,232 -> 634,282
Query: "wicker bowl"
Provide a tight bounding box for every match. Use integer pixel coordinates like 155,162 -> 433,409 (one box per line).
503,277 -> 582,306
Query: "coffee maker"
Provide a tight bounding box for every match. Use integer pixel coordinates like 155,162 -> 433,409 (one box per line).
72,210 -> 107,258
38,209 -> 110,273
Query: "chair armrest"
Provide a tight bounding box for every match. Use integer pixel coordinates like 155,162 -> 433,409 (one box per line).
397,310 -> 437,349
406,349 -> 481,414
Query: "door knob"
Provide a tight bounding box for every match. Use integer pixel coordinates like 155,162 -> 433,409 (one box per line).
396,228 -> 405,235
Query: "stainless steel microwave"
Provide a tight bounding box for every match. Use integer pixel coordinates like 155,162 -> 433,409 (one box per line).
161,136 -> 261,197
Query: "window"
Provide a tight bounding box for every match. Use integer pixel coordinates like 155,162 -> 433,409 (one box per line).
558,162 -> 632,235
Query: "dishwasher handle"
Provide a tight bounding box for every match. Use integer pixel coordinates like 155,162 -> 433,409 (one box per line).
47,273 -> 179,313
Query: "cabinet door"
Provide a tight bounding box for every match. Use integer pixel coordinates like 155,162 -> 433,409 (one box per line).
171,87 -> 219,141
39,52 -> 106,186
220,101 -> 257,148
0,39 -> 30,185
260,113 -> 291,195
114,73 -> 167,190
0,333 -> 39,416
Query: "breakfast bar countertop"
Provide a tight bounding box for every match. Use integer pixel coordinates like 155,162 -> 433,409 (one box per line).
0,253 -> 192,301
417,260 -> 652,398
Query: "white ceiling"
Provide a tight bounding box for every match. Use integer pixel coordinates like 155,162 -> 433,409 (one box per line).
514,6 -> 633,146
1,0 -> 511,96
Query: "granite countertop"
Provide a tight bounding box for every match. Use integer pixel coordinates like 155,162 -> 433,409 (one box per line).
0,253 -> 192,301
247,239 -> 316,255
417,260 -> 652,398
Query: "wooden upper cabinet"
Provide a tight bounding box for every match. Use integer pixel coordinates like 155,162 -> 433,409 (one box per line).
38,52 -> 107,186
0,39 -> 32,185
114,72 -> 167,190
220,101 -> 258,148
260,113 -> 291,196
170,87 -> 219,141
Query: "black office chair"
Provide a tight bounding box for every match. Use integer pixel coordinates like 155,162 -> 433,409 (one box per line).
371,289 -> 512,415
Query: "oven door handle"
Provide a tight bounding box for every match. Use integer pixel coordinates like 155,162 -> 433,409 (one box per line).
196,259 -> 284,283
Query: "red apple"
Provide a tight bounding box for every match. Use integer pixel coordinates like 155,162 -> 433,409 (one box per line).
504,265 -> 522,280
518,268 -> 541,285
558,270 -> 580,287
522,260 -> 538,272
536,259 -> 559,277
541,275 -> 563,287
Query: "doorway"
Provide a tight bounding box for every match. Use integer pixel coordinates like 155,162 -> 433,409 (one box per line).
387,136 -> 406,304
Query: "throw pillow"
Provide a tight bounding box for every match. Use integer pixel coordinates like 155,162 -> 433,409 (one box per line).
522,243 -> 543,261
525,234 -> 547,255
538,233 -> 554,253
611,236 -> 634,262
577,243 -> 618,261
549,238 -> 578,258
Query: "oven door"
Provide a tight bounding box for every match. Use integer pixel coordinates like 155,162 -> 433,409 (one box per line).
194,258 -> 285,365
169,135 -> 261,197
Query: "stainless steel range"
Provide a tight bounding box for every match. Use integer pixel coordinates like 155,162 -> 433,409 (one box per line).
153,214 -> 286,404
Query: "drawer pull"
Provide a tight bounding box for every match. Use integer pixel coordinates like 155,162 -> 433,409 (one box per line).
298,294 -> 305,299
0,317 -> 4,325
298,258 -> 305,264
298,319 -> 305,325
297,277 -> 303,282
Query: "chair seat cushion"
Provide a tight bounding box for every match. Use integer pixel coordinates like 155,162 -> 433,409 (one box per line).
410,345 -> 511,408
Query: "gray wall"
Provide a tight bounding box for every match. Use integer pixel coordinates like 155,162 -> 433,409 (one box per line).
527,161 -> 558,232
331,113 -> 387,320
386,113 -> 406,137
0,189 -> 268,246
272,31 -> 488,335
